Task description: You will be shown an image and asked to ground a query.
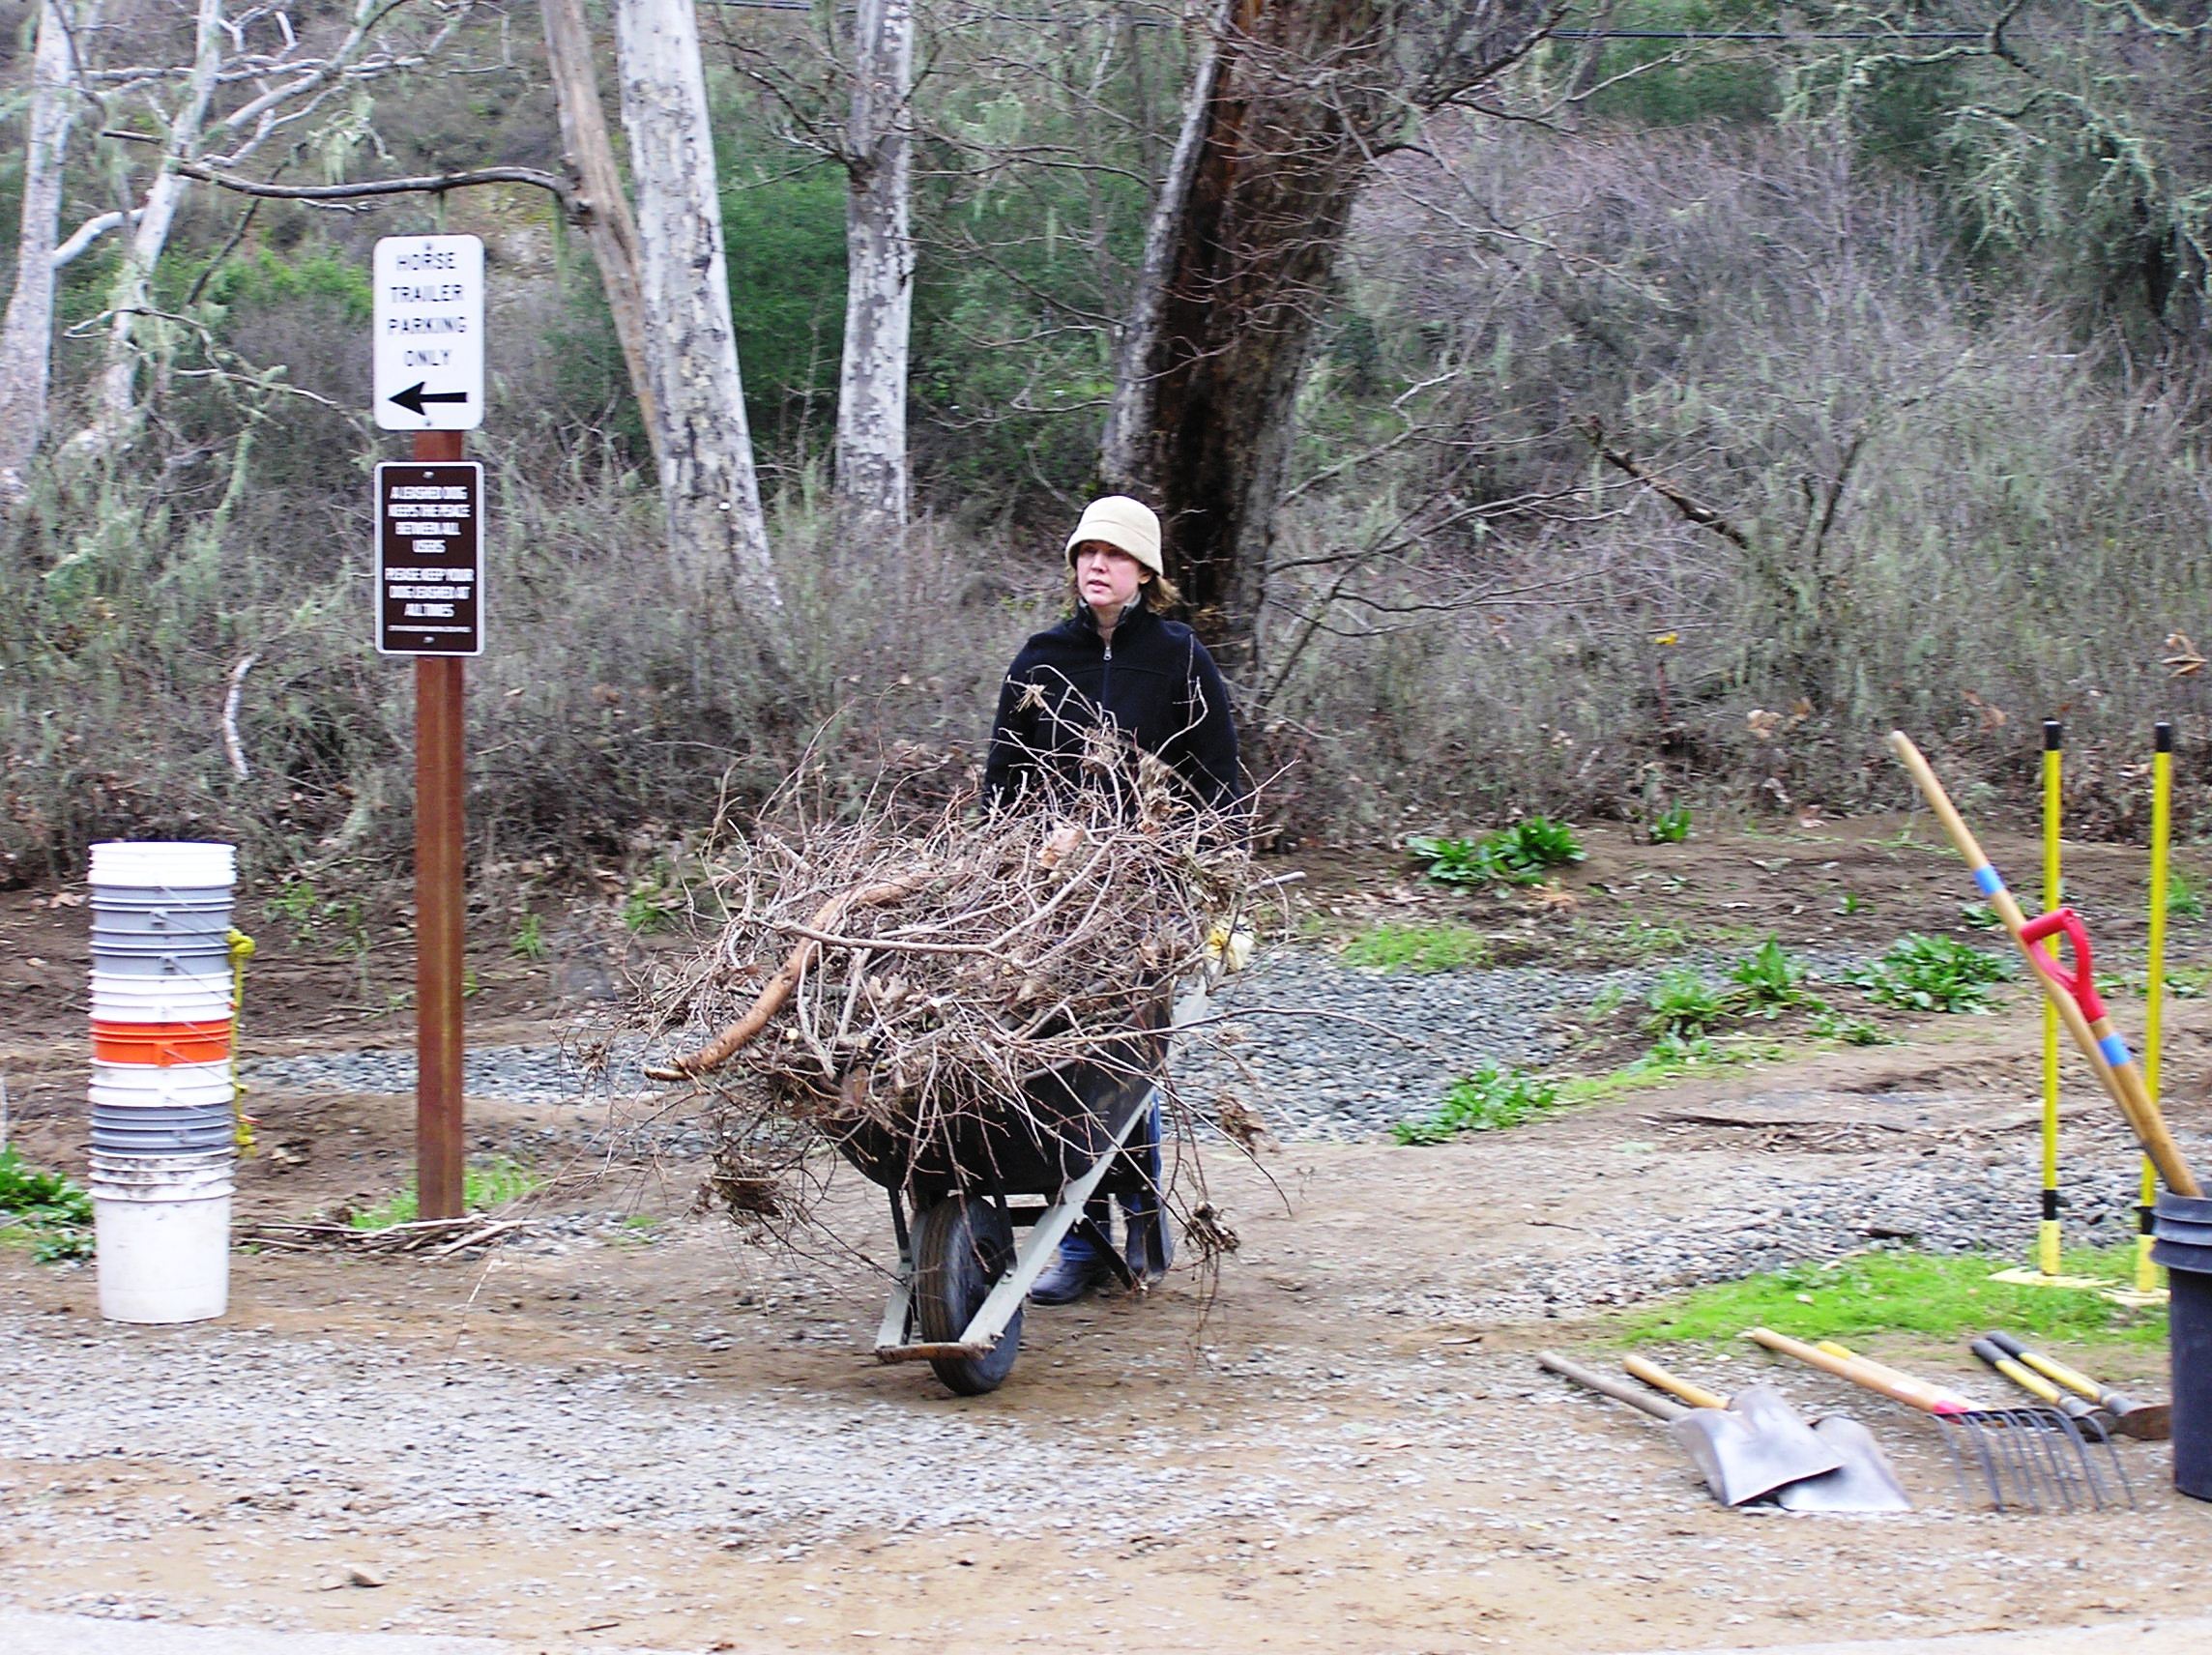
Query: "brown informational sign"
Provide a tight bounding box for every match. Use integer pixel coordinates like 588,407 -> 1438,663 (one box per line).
375,461 -> 484,656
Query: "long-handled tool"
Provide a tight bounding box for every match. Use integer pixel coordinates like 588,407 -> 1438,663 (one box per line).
2138,721 -> 2176,1297
1624,1355 -> 1911,1512
1987,1330 -> 2171,1440
1750,1327 -> 2130,1512
1886,731 -> 2201,1198
1969,1336 -> 2113,1439
1538,1351 -> 1843,1505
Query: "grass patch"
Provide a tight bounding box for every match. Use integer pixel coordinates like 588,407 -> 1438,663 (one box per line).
1622,1248 -> 2166,1346
1848,933 -> 2013,1013
1393,1066 -> 1561,1144
349,1156 -> 546,1231
1557,1033 -> 1789,1104
0,1147 -> 95,1262
1340,922 -> 1494,973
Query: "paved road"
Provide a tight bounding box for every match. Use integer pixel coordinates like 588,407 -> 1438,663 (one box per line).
8,1612 -> 2210,1655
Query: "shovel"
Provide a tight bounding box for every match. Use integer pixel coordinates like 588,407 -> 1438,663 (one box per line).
1539,1351 -> 1842,1505
1625,1355 -> 1912,1513
1986,1331 -> 2171,1440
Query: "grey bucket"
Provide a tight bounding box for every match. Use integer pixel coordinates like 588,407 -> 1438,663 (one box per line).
2154,1191 -> 2212,1500
92,1119 -> 236,1154
88,938 -> 233,974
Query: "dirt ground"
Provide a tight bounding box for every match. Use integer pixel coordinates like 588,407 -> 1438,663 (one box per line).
5,818 -> 2211,1652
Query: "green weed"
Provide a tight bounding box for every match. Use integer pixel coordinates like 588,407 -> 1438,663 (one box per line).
1586,983 -> 1628,1019
1393,1066 -> 1561,1145
1340,922 -> 1493,973
2168,869 -> 2206,920
1809,1008 -> 1893,1045
1647,804 -> 1694,844
511,913 -> 547,961
1405,817 -> 1585,888
1835,891 -> 1867,916
1646,968 -> 1730,1035
1727,939 -> 1818,1014
1557,1033 -> 1780,1103
0,1147 -> 95,1262
1958,901 -> 2001,930
349,1157 -> 545,1230
1848,933 -> 2013,1013
1622,1248 -> 2165,1346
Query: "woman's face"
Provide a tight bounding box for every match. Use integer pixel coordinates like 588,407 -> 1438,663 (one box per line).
1073,540 -> 1150,615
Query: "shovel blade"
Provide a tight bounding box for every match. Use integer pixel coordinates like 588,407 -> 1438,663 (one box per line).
1772,1415 -> 1914,1512
1668,1385 -> 1843,1505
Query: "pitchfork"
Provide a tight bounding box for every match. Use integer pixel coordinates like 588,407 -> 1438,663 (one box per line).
1750,1328 -> 2133,1513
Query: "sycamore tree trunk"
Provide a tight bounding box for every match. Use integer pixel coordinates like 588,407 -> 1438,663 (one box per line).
833,0 -> 916,526
1102,0 -> 1554,682
614,0 -> 782,617
0,0 -> 83,503
539,0 -> 659,465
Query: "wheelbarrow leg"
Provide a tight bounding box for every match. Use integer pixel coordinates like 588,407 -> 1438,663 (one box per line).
874,1189 -> 916,1351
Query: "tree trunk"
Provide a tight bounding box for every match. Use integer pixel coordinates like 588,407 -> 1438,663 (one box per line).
539,0 -> 660,465
1102,0 -> 1554,681
614,0 -> 782,616
833,0 -> 916,525
1101,0 -> 1392,681
71,0 -> 226,463
0,0 -> 83,503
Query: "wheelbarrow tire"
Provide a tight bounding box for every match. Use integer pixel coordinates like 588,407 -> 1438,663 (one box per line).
914,1195 -> 1022,1396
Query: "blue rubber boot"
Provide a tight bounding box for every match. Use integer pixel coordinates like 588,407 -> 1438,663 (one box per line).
1121,1098 -> 1175,1285
1029,1199 -> 1114,1305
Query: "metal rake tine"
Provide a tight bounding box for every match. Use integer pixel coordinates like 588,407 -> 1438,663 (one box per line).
2003,1407 -> 2085,1511
1939,1413 -> 2017,1512
1978,1412 -> 2055,1512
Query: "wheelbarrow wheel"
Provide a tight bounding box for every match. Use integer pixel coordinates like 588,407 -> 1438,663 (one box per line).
913,1195 -> 1022,1396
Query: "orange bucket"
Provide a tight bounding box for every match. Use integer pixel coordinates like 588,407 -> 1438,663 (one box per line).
89,1018 -> 234,1065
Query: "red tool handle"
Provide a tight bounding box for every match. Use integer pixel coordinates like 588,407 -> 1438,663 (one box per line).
2018,908 -> 2105,1023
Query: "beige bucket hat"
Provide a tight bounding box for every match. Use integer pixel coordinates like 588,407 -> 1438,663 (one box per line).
1064,495 -> 1163,576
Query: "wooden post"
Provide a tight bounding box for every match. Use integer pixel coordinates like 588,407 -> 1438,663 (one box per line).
414,426 -> 466,1220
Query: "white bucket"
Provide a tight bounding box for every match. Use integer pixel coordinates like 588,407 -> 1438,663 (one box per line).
88,1148 -> 235,1191
88,971 -> 233,1023
88,1060 -> 234,1110
88,841 -> 236,890
94,1192 -> 231,1323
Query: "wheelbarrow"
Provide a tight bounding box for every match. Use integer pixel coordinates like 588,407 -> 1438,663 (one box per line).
822,982 -> 1207,1396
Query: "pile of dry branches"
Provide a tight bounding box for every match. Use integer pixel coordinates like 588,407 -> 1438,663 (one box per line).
630,739 -> 1260,1213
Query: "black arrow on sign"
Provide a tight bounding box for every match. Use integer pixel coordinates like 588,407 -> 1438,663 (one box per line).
388,382 -> 469,417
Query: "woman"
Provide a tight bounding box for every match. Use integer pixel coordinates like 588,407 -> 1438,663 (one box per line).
984,495 -> 1239,1305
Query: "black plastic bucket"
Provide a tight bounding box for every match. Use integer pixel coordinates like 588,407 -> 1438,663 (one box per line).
2152,1192 -> 2212,1499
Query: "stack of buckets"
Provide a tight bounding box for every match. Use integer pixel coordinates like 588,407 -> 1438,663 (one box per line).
87,842 -> 239,1323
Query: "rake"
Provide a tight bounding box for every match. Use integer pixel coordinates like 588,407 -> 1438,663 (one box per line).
1750,1328 -> 2133,1513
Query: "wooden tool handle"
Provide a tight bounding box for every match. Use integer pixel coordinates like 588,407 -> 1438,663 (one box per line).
1989,1332 -> 2147,1412
1887,732 -> 2201,1197
1623,1355 -> 1727,1410
1817,1339 -> 1973,1409
1749,1327 -> 1960,1415
1540,1350 -> 1688,1421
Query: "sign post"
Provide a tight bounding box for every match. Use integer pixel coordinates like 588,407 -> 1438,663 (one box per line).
374,233 -> 485,1222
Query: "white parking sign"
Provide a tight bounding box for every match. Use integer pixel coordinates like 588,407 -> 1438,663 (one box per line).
373,234 -> 483,431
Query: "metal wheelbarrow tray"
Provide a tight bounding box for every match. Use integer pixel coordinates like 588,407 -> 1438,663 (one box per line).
824,988 -> 1194,1396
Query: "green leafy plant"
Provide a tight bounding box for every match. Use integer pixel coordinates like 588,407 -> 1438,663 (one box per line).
1647,804 -> 1694,844
511,912 -> 546,961
1405,817 -> 1585,888
1835,891 -> 1867,916
1849,933 -> 2013,1013
1727,939 -> 1818,1014
0,1147 -> 95,1262
623,872 -> 679,935
1393,1065 -> 1561,1145
1958,901 -> 2001,930
349,1157 -> 545,1231
1646,968 -> 1729,1035
1586,982 -> 1628,1019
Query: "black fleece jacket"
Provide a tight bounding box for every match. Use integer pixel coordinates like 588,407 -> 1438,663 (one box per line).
984,603 -> 1240,811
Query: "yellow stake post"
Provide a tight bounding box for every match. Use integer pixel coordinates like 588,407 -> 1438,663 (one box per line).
2038,720 -> 2063,1278
2140,722 -> 2173,1296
